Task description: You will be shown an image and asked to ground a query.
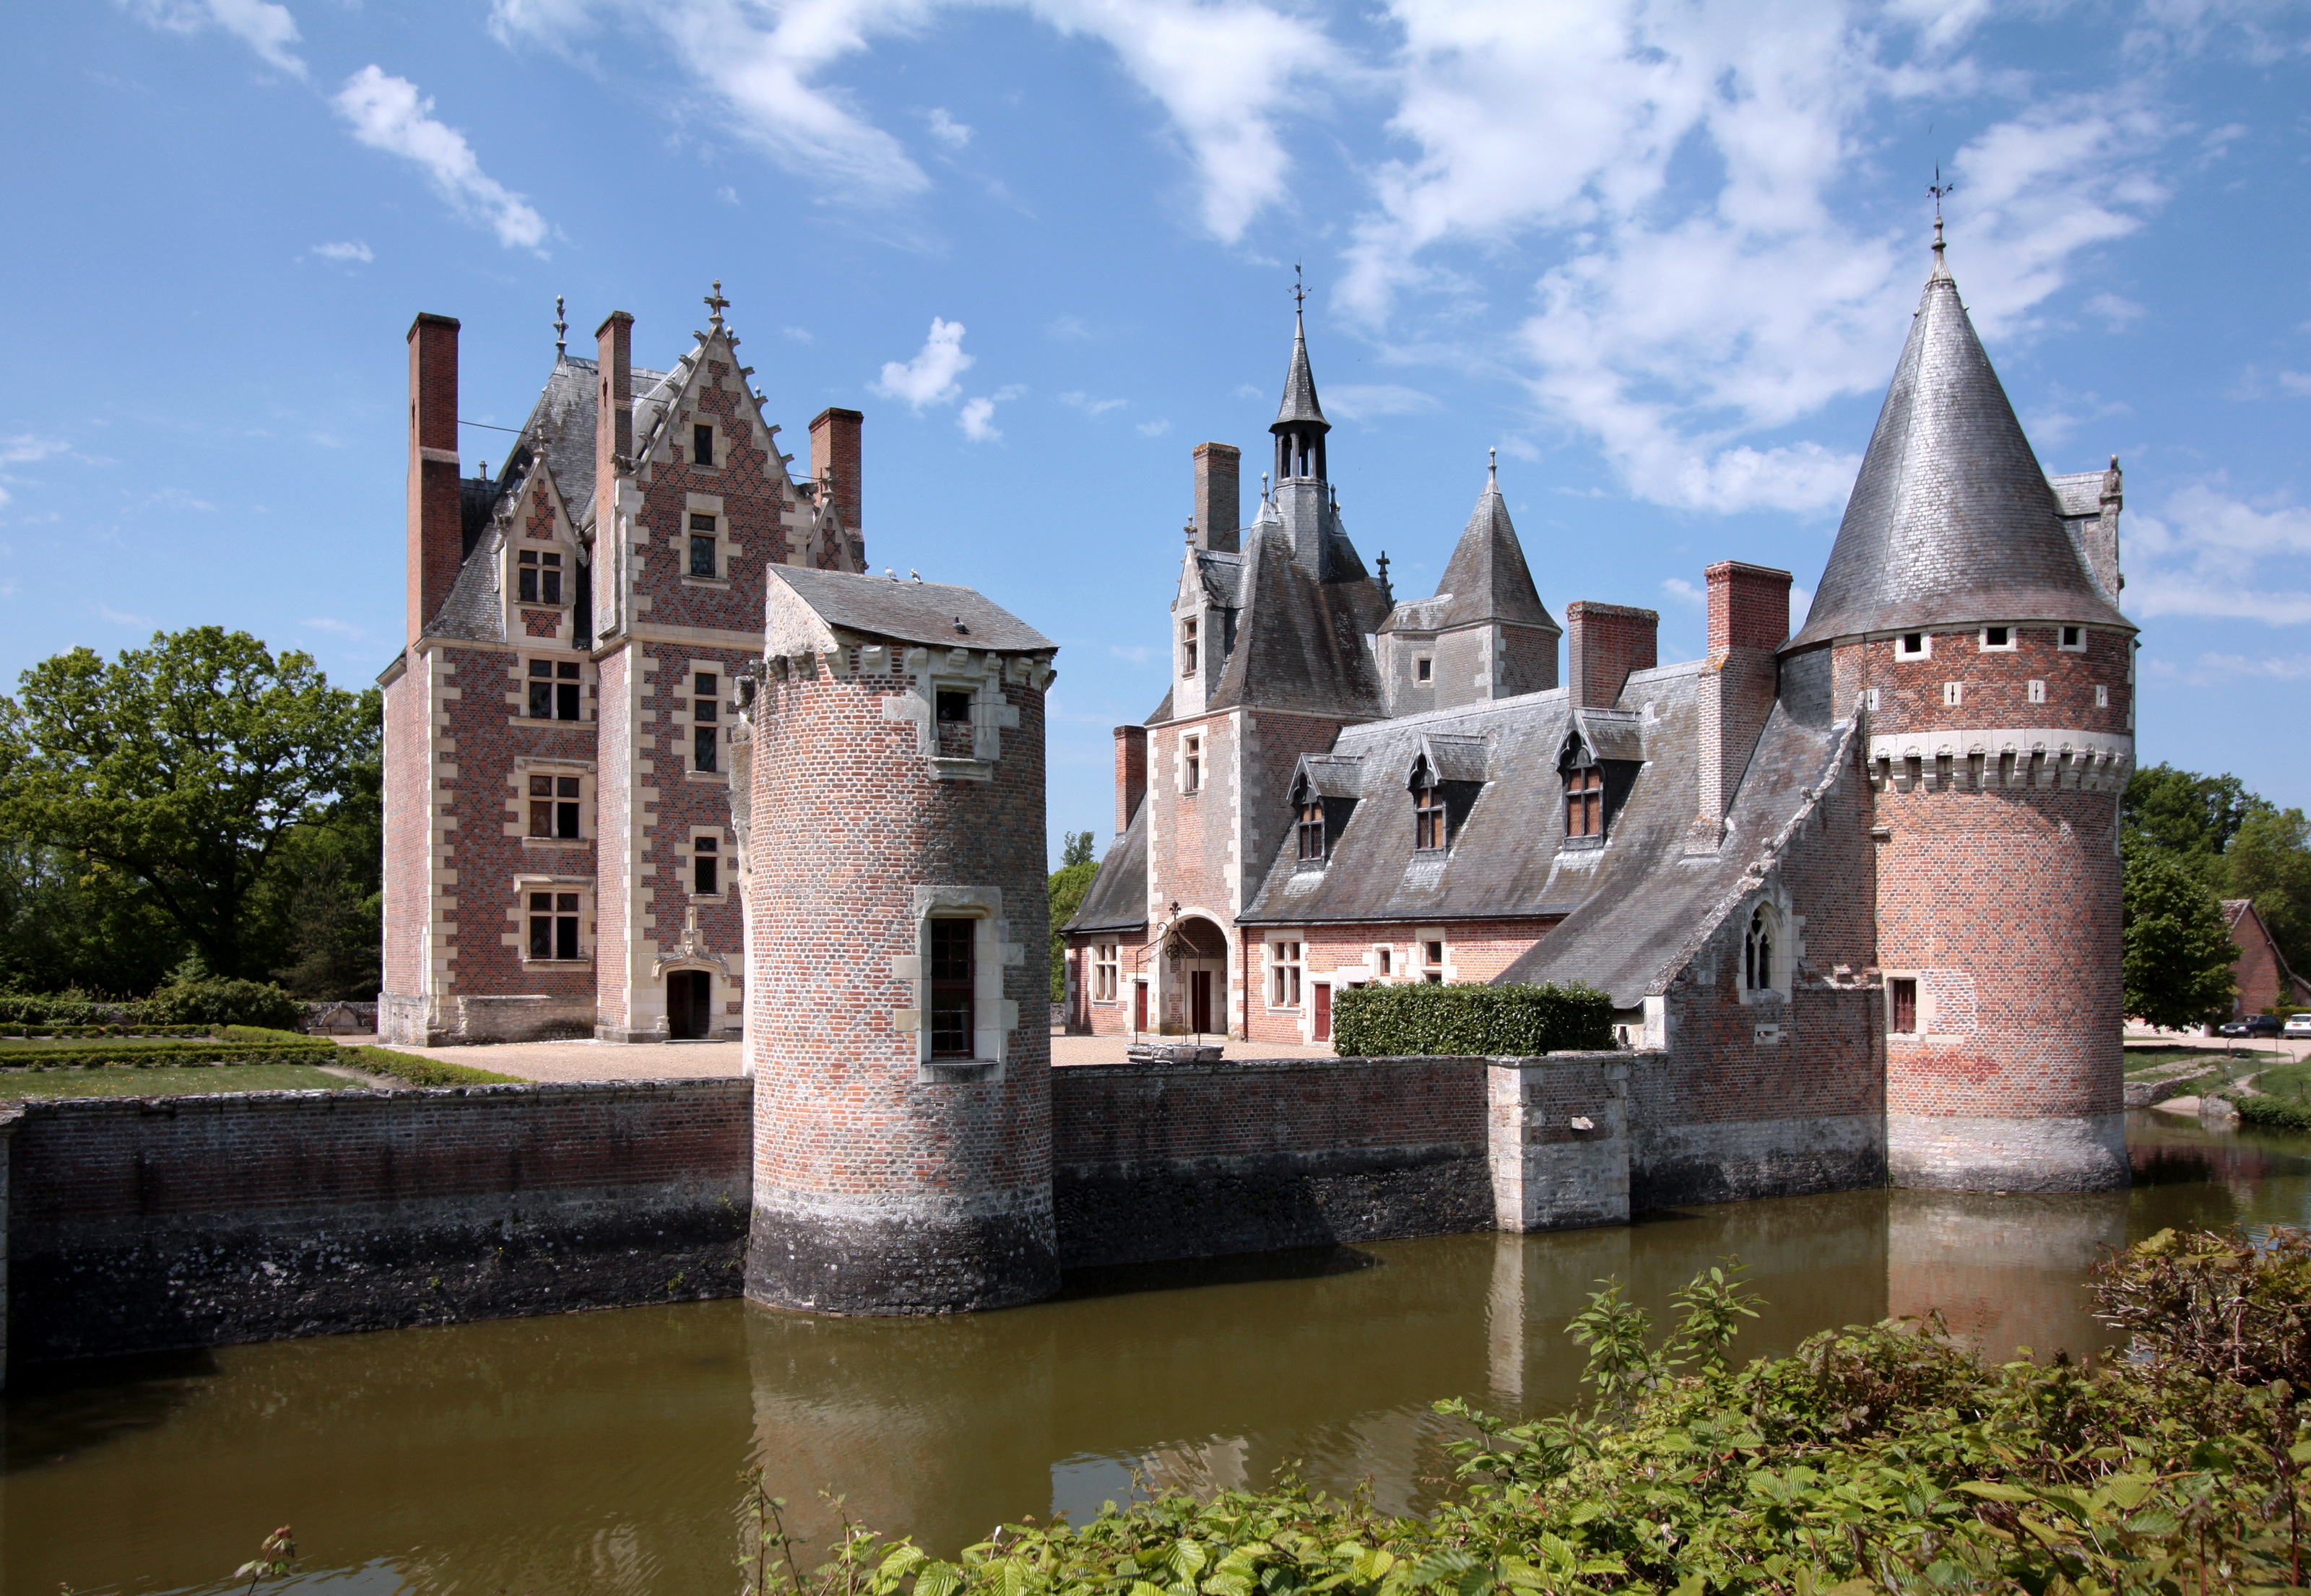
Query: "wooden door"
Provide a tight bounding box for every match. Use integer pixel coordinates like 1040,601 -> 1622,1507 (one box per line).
668,971 -> 711,1039
1132,981 -> 1148,1032
1190,969 -> 1213,1034
1312,981 -> 1332,1043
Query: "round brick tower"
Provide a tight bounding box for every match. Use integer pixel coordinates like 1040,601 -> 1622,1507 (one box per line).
734,568 -> 1061,1312
1782,235 -> 2136,1193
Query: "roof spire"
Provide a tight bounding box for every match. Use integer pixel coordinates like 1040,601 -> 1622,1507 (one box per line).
1488,446 -> 1498,486
553,295 -> 567,357
704,279 -> 729,332
1928,165 -> 1955,279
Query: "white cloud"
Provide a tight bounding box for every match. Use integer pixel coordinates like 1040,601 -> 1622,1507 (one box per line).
95,604 -> 155,628
925,107 -> 972,147
2129,484 -> 2311,625
332,66 -> 550,250
126,0 -> 306,77
1336,3 -> 2169,514
1324,383 -> 1438,421
310,240 -> 373,263
874,317 -> 973,409
487,0 -> 1337,238
301,616 -> 368,638
1660,577 -> 1704,607
2279,371 -> 2311,397
1060,391 -> 1128,417
958,397 -> 1000,441
1137,418 -> 1172,438
0,435 -> 69,466
2086,292 -> 2145,329
2183,652 -> 2311,682
1108,643 -> 1153,664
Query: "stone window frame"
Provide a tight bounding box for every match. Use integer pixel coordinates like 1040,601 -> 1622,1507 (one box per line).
1368,943 -> 1397,980
685,825 -> 727,901
1895,631 -> 1932,661
1415,656 -> 1434,682
504,521 -> 579,641
511,757 -> 594,848
1737,896 -> 1792,1006
1181,732 -> 1205,795
1883,967 -> 1932,1038
688,417 -> 722,472
2058,625 -> 2089,653
877,647 -> 1026,784
892,885 -> 1023,1083
1091,942 -> 1120,1004
1942,681 -> 1964,707
1977,625 -> 2018,653
672,657 -> 730,784
513,874 -> 593,966
680,493 -> 732,591
2095,684 -> 2110,708
2026,678 -> 2047,705
1180,615 -> 1199,678
1266,939 -> 1304,1010
514,545 -> 570,607
519,655 -> 590,723
1416,931 -> 1452,985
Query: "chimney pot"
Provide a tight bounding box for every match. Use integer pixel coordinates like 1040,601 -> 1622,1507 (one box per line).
1564,602 -> 1659,708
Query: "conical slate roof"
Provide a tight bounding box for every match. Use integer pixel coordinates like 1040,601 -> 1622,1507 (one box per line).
1272,313 -> 1328,430
1785,255 -> 2131,652
1430,467 -> 1558,632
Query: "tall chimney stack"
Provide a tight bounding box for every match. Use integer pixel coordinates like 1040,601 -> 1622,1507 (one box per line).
1565,602 -> 1658,709
405,313 -> 462,646
811,407 -> 864,534
596,311 -> 634,495
1193,443 -> 1240,553
1689,561 -> 1791,851
1114,724 -> 1148,836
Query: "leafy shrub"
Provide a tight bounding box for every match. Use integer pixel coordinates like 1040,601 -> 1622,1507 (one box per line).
2235,1094 -> 2311,1129
1331,981 -> 1613,1057
0,994 -> 151,1027
144,977 -> 305,1031
0,1041 -> 338,1070
339,1044 -> 516,1088
2091,1224 -> 2311,1390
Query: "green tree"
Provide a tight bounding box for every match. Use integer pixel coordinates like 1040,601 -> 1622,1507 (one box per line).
0,628 -> 376,982
0,838 -> 186,994
1048,830 -> 1099,1001
245,711 -> 383,999
2228,805 -> 2311,983
2123,763 -> 2267,893
2122,843 -> 2239,1028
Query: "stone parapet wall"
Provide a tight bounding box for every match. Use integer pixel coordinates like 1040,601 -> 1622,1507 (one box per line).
7,1079 -> 750,1366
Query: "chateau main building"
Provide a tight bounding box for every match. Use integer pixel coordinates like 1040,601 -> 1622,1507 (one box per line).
381,292 -> 867,1045
1066,238 -> 2137,1192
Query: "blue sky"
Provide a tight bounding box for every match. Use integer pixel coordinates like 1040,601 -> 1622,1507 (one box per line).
3,0 -> 2307,860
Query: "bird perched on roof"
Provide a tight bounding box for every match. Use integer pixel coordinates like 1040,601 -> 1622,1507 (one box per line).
910,569 -> 922,582
885,568 -> 897,579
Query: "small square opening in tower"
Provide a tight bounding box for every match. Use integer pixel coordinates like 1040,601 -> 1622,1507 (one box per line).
935,690 -> 975,758
2059,626 -> 2087,652
1896,633 -> 1930,660
1890,977 -> 1918,1035
1415,657 -> 1433,682
1979,625 -> 2015,651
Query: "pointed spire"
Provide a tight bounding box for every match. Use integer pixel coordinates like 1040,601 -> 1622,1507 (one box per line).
1928,166 -> 1955,282
1273,307 -> 1328,429
1430,460 -> 1555,632
1785,248 -> 2130,651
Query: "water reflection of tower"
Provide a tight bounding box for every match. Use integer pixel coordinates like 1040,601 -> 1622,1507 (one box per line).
737,573 -> 1062,1313
1883,1189 -> 2125,1359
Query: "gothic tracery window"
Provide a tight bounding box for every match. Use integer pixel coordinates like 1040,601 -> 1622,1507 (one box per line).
1743,905 -> 1778,994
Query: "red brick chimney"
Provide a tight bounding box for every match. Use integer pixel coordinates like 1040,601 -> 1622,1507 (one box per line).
1114,724 -> 1148,836
1691,561 -> 1792,849
1193,443 -> 1239,554
811,407 -> 864,532
1565,602 -> 1658,708
595,311 -> 633,496
405,313 -> 461,644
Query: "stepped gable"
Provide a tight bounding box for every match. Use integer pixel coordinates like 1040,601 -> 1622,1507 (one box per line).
1206,506 -> 1389,719
1424,468 -> 1556,632
1063,801 -> 1149,937
1785,252 -> 2130,652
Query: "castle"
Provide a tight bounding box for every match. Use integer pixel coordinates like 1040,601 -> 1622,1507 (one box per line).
367,235 -> 2137,1320
1065,233 -> 2136,1196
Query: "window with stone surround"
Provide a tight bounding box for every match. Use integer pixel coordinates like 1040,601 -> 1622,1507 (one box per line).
692,833 -> 721,896
1373,945 -> 1394,978
2027,679 -> 2047,704
1415,656 -> 1433,682
1267,940 -> 1302,1007
928,918 -> 976,1059
1896,632 -> 1930,660
1181,617 -> 1198,677
1979,625 -> 2016,651
1421,941 -> 1446,984
935,690 -> 974,758
688,513 -> 719,578
2060,626 -> 2087,652
1183,734 -> 1203,794
1890,976 -> 1919,1035
692,422 -> 716,468
527,890 -> 584,961
527,774 -> 583,839
1091,943 -> 1119,1003
529,659 -> 583,720
1743,904 -> 1781,996
693,672 -> 720,772
518,548 -> 564,604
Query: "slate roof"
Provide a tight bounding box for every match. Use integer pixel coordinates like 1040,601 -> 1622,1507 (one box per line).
1206,516 -> 1389,718
1785,256 -> 2132,652
1291,753 -> 1366,801
1402,472 -> 1558,634
766,567 -> 1054,653
1065,799 -> 1149,934
511,354 -> 669,530
1273,313 -> 1327,430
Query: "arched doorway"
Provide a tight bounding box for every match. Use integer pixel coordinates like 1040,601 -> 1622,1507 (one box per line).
1163,916 -> 1229,1038
667,969 -> 715,1039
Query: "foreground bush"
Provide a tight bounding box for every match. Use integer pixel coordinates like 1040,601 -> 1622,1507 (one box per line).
740,1228 -> 2311,1596
1332,982 -> 1614,1058
144,976 -> 305,1031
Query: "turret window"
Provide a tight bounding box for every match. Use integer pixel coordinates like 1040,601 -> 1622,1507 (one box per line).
935,690 -> 974,758
1181,617 -> 1199,677
2027,679 -> 2047,704
1979,626 -> 2015,652
2060,626 -> 2087,651
1896,633 -> 1930,659
927,918 -> 976,1059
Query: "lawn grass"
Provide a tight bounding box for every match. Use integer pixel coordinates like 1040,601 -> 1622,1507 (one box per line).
2125,1045 -> 2284,1076
0,1063 -> 355,1099
2249,1058 -> 2311,1103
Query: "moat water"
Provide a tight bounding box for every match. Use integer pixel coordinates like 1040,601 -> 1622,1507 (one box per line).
12,1111 -> 2308,1596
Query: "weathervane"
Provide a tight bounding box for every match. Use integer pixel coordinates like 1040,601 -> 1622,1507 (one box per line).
705,279 -> 729,331
1928,165 -> 1955,256
1488,445 -> 1498,484
1292,263 -> 1309,316
553,295 -> 567,357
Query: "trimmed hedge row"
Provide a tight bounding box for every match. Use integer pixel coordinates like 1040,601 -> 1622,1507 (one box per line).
2236,1095 -> 2311,1130
0,1041 -> 342,1071
1332,980 -> 1615,1058
335,1044 -> 519,1088
0,1023 -> 221,1040
0,978 -> 306,1032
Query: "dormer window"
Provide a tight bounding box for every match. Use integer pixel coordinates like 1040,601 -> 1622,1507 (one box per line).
1181,617 -> 1199,677
518,549 -> 563,604
1413,782 -> 1447,851
1557,727 -> 1629,845
1297,799 -> 1327,861
1566,766 -> 1604,837
692,422 -> 716,468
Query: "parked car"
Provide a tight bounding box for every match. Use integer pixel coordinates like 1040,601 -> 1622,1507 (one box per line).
2285,1014 -> 2311,1039
2219,1015 -> 2284,1038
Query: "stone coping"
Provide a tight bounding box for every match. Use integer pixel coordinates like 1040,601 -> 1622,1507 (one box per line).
4,1076 -> 751,1118
1062,1049 -> 1652,1079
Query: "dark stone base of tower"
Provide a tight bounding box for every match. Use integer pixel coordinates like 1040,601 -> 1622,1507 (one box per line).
745,1199 -> 1059,1316
1889,1114 -> 2130,1194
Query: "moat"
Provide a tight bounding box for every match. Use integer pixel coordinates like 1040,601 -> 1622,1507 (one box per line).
12,1110 -> 2299,1596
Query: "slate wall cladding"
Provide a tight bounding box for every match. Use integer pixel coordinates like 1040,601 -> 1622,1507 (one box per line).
743,644 -> 1059,1314
7,1081 -> 751,1365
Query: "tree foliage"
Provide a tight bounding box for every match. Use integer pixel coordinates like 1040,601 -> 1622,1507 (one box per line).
2123,763 -> 2263,890
2122,763 -> 2311,1011
0,628 -> 378,986
2121,844 -> 2238,1028
2231,807 -> 2311,981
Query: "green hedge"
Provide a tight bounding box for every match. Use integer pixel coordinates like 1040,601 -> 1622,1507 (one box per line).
0,1041 -> 340,1071
0,1023 -> 220,1039
0,980 -> 308,1031
2236,1095 -> 2311,1130
1332,981 -> 1614,1058
337,1044 -> 519,1088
